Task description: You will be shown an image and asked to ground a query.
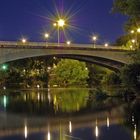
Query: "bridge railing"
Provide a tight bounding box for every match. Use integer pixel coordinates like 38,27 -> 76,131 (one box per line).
0,41 -> 127,50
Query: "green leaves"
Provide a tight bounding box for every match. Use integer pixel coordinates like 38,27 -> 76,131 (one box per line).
112,0 -> 140,31
112,0 -> 128,15
51,59 -> 89,87
112,0 -> 140,17
121,64 -> 140,89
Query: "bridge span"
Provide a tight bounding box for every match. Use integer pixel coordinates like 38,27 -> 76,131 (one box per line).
0,41 -> 133,71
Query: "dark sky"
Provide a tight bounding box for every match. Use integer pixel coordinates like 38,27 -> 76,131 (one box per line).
0,0 -> 127,44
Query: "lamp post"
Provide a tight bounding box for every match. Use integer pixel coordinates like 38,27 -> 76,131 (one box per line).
137,28 -> 140,33
92,36 -> 97,48
22,38 -> 27,44
130,27 -> 140,49
137,28 -> 140,48
131,39 -> 136,44
1,64 -> 8,71
54,19 -> 65,46
66,41 -> 71,46
131,30 -> 134,34
104,43 -> 109,48
44,33 -> 49,47
130,45 -> 133,50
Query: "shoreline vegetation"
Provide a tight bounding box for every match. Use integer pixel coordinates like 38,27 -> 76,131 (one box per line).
0,56 -> 140,99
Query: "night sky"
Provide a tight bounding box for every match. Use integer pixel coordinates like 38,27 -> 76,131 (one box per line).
0,0 -> 127,44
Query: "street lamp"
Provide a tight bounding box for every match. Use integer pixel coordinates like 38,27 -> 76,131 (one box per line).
44,33 -> 49,46
2,65 -> 7,70
57,19 -> 65,46
45,33 -> 49,38
53,23 -> 57,27
22,38 -> 27,44
53,18 -> 65,46
66,41 -> 71,46
130,28 -> 140,48
1,64 -> 8,71
92,36 -> 97,48
130,45 -> 133,50
104,43 -> 109,47
131,30 -> 135,34
57,19 -> 65,27
132,39 -> 136,43
131,39 -> 136,49
137,28 -> 140,33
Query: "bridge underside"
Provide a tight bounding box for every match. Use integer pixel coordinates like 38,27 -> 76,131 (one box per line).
4,54 -> 125,72
58,55 -> 125,72
50,54 -> 125,72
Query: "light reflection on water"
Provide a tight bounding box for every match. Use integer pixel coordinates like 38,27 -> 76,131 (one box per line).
0,88 -> 138,140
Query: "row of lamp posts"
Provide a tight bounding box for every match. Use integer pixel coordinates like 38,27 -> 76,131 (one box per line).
21,18 -> 70,46
21,18 -> 109,48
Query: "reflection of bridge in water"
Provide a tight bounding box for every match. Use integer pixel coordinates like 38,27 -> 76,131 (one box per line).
0,41 -> 133,71
0,105 -> 125,137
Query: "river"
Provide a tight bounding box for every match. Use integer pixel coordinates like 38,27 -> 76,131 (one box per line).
0,88 -> 139,140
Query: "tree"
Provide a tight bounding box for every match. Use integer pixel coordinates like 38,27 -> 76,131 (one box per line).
115,34 -> 130,46
129,49 -> 140,64
120,45 -> 140,91
50,59 -> 89,87
5,57 -> 53,88
121,64 -> 140,89
86,64 -> 109,87
102,72 -> 121,85
112,0 -> 140,49
112,0 -> 140,31
0,70 -> 8,86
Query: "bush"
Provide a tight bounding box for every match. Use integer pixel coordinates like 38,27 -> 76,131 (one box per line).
121,64 -> 140,89
102,72 -> 121,85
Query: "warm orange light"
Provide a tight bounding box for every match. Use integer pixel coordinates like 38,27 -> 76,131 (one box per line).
137,28 -> 140,33
66,41 -> 71,45
44,33 -> 49,38
22,38 -> 26,43
104,43 -> 109,47
53,23 -> 57,27
130,45 -> 133,49
132,39 -> 136,43
57,19 -> 65,27
92,36 -> 97,41
131,30 -> 134,34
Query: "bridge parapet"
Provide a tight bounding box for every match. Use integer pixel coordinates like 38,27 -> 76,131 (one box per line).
0,41 -> 125,50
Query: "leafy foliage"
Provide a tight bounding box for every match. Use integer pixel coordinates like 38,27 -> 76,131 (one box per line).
0,70 -> 8,86
50,59 -> 89,87
112,0 -> 140,28
115,34 -> 130,46
86,64 -> 110,87
120,49 -> 140,91
121,64 -> 140,89
3,57 -> 52,88
129,49 -> 140,64
102,72 -> 121,85
112,0 -> 140,16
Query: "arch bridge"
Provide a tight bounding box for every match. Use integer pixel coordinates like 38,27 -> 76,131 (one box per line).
0,41 -> 133,72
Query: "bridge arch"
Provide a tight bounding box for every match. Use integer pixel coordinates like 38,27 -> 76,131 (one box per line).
2,53 -> 125,72
0,43 -> 132,72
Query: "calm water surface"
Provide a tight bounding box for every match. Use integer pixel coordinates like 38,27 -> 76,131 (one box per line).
0,88 -> 139,140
